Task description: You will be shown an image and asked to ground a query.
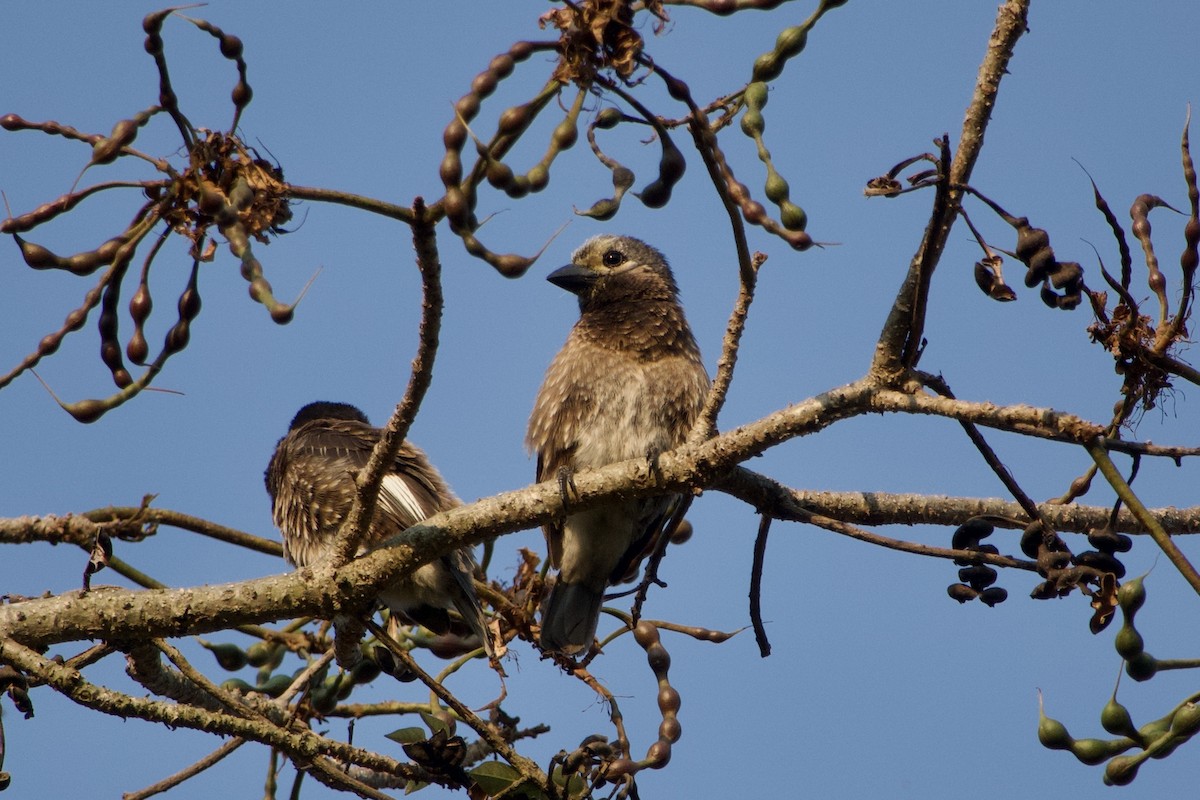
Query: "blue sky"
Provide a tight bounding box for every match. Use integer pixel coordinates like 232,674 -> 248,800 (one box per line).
2,2 -> 1198,798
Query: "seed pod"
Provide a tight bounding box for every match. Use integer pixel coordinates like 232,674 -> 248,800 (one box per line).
779,201 -> 808,232
633,621 -> 659,649
740,109 -> 764,137
527,165 -> 549,192
752,52 -> 783,83
485,160 -> 514,190
1101,695 -> 1139,740
203,641 -> 249,671
958,565 -> 996,588
552,116 -> 578,150
1075,550 -> 1125,578
256,673 -> 294,698
15,235 -> 64,270
946,583 -> 979,603
951,518 -> 994,549
979,587 -> 1008,606
245,641 -> 276,668
65,398 -> 107,424
744,81 -> 768,110
1071,737 -> 1129,766
348,656 -> 381,686
594,107 -> 622,129
219,33 -> 243,59
310,683 -> 338,714
1103,755 -> 1140,786
488,52 -> 515,80
1124,651 -> 1157,682
1169,701 -> 1200,737
669,519 -> 693,545
774,26 -> 808,59
1117,575 -> 1146,615
1037,708 -> 1073,750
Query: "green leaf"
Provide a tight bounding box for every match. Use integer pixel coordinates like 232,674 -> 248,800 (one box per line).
469,761 -> 522,795
403,779 -> 429,794
385,726 -> 428,745
420,709 -> 453,735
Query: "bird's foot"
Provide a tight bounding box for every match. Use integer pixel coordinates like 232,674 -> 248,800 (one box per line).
556,466 -> 578,511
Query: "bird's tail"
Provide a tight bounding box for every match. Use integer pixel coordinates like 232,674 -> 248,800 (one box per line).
452,590 -> 496,660
540,579 -> 603,655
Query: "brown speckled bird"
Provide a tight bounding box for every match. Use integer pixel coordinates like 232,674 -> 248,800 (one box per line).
527,234 -> 710,655
265,401 -> 492,657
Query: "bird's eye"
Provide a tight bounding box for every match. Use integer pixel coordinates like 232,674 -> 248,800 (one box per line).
602,249 -> 624,267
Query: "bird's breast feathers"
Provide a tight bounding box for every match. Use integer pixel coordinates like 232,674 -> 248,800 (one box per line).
529,337 -> 708,473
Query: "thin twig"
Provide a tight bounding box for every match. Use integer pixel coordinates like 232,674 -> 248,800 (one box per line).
123,738 -> 246,800
331,198 -> 445,567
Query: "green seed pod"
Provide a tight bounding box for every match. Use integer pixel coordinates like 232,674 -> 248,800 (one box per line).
774,26 -> 808,59
204,642 -> 249,671
256,673 -> 293,698
577,198 -> 619,220
1037,707 -> 1073,750
1101,695 -> 1139,739
744,81 -> 768,110
752,52 -> 783,83
740,109 -> 764,137
310,683 -> 338,715
1103,755 -> 1139,787
1070,737 -> 1126,766
245,641 -> 275,668
1117,576 -> 1146,615
780,201 -> 808,230
595,107 -> 622,129
764,172 -> 789,203
1124,651 -> 1157,682
349,657 -> 381,686
1114,625 -> 1144,660
1132,718 -> 1171,760
553,117 -> 578,150
1169,702 -> 1200,737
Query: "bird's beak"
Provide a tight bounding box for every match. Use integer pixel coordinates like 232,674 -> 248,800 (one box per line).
546,263 -> 597,294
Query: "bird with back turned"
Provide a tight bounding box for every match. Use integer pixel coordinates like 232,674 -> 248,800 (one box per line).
265,401 -> 494,659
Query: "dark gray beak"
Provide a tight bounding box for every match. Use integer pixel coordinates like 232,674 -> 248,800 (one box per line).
546,263 -> 597,294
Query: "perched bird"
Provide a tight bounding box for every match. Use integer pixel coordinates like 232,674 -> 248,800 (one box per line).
527,234 -> 710,655
265,401 -> 493,657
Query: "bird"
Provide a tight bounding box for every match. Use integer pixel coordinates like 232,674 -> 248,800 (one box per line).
265,401 -> 493,658
527,234 -> 710,655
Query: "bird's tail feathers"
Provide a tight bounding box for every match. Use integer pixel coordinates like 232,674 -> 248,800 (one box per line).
540,580 -> 603,656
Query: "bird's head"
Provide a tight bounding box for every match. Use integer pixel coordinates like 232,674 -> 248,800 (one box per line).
547,234 -> 680,310
287,401 -> 369,431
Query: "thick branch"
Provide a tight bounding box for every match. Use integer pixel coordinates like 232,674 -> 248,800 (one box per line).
3,383 -> 1199,648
